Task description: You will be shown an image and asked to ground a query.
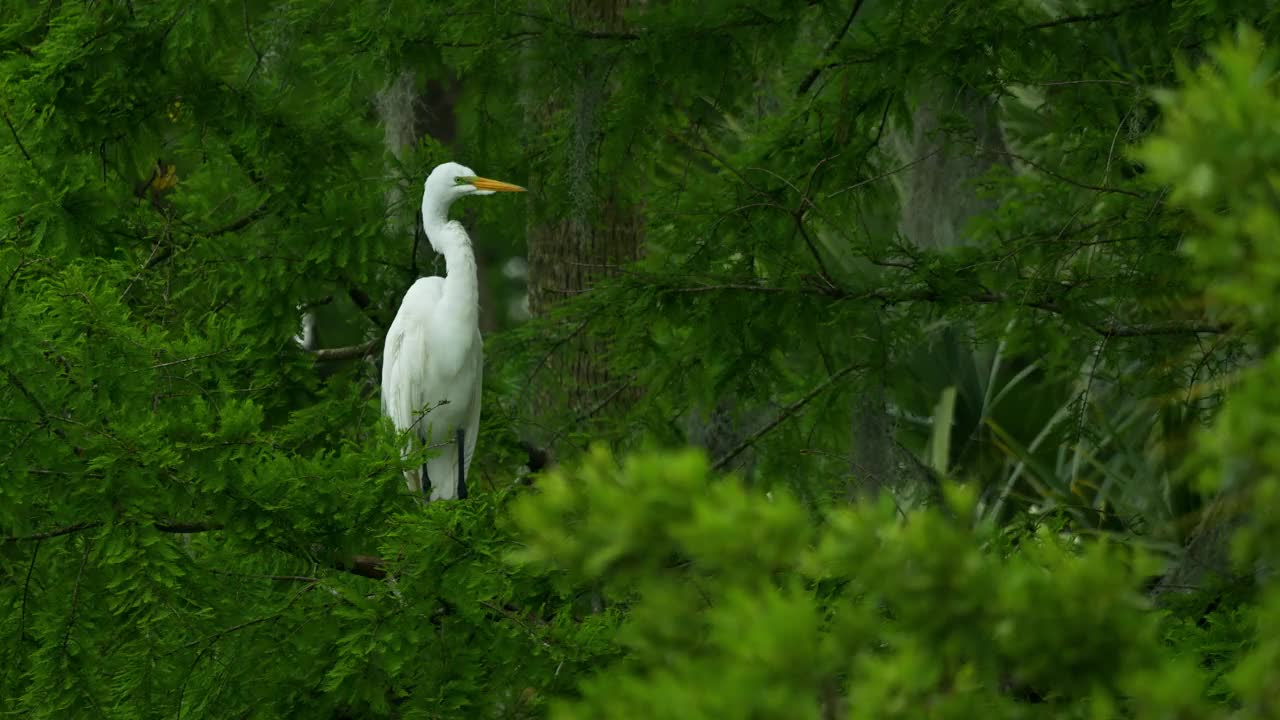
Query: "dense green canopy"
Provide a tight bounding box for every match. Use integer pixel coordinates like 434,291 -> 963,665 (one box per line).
3,1 -> 1280,717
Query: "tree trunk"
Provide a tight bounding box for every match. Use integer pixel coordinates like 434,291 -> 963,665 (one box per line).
524,2 -> 644,445
852,79 -> 1010,501
891,80 -> 1009,251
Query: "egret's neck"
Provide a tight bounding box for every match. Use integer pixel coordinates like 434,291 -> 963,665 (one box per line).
423,207 -> 479,333
421,194 -> 451,237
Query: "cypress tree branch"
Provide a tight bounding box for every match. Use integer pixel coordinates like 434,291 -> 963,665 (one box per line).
3,521 -> 101,543
796,0 -> 868,96
3,520 -> 387,580
203,204 -> 271,236
3,520 -> 224,543
177,613 -> 285,651
60,540 -> 92,658
2,110 -> 34,165
309,339 -> 380,362
713,361 -> 865,472
976,146 -> 1145,198
154,521 -> 226,533
143,204 -> 274,270
18,540 -> 40,645
3,369 -> 49,419
1028,0 -> 1162,31
658,282 -> 1232,338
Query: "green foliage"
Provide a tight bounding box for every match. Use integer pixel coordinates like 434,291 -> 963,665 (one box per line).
506,445 -> 1280,719
4,0 -> 1280,718
1139,26 -> 1280,332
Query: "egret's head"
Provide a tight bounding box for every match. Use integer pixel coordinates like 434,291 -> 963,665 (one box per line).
424,162 -> 526,209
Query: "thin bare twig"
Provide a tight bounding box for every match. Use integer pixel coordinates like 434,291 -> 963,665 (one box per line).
2,110 -> 34,165
827,148 -> 944,198
241,0 -> 264,85
3,521 -> 100,543
3,369 -> 48,419
60,539 -> 92,658
207,568 -> 319,583
17,541 -> 40,645
978,145 -> 1146,198
3,520 -> 221,544
4,519 -> 387,579
310,338 -> 380,362
1028,0 -> 1161,31
713,362 -> 864,471
151,350 -> 230,370
177,582 -> 318,653
142,204 -> 272,271
655,282 -> 1232,338
796,0 -> 868,96
153,520 -> 225,533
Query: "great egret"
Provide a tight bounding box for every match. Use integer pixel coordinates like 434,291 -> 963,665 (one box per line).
381,162 -> 526,500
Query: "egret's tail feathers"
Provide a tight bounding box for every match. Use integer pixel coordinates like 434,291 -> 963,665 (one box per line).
425,452 -> 459,501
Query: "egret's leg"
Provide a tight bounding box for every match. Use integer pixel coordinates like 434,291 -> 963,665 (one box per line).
456,428 -> 468,500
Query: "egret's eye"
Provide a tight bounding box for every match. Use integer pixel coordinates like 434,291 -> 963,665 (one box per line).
453,177 -> 469,185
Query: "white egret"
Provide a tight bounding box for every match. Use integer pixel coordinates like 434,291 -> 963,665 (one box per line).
381,162 -> 526,500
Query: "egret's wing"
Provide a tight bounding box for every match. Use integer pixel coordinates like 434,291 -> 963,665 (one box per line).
381,324 -> 411,432
381,319 -> 421,494
382,278 -> 445,495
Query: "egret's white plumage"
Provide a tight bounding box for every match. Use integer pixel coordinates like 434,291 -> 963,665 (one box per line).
381,162 -> 525,500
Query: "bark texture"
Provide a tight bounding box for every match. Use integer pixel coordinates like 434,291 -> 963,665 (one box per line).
524,1 -> 644,438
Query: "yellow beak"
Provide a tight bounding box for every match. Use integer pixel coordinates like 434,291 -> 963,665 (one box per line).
468,176 -> 527,193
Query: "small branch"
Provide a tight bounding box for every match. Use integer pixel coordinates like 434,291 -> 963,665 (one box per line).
3,110 -> 34,166
1097,321 -> 1231,338
714,361 -> 864,471
142,205 -> 272,271
656,282 -> 1233,338
663,283 -> 795,295
827,148 -> 943,198
4,519 -> 225,544
796,0 -> 868,96
179,613 -> 283,651
793,218 -> 839,291
143,246 -> 174,270
241,0 -> 264,84
207,568 -> 318,583
61,539 -> 92,658
1,253 -> 40,321
203,203 -> 271,236
979,146 -> 1145,198
153,520 -> 224,533
3,369 -> 49,418
4,519 -> 386,580
574,382 -> 631,423
17,541 -> 40,644
480,600 -> 553,649
672,132 -> 769,196
513,11 -> 640,40
151,350 -> 230,370
1028,0 -> 1161,31
3,521 -> 101,543
309,338 -> 380,362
